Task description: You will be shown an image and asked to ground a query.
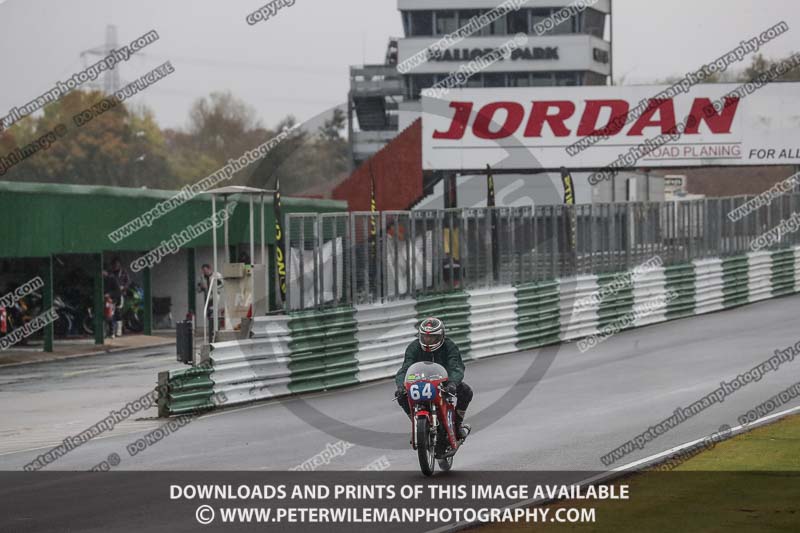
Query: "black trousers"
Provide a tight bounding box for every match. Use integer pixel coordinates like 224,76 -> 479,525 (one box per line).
398,381 -> 473,417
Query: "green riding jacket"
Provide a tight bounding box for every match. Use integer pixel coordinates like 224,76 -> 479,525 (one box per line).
395,338 -> 465,387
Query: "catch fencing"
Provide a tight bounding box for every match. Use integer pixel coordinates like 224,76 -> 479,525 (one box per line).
285,194 -> 800,311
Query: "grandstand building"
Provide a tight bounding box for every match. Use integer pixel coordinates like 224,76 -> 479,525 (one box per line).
348,0 -> 613,165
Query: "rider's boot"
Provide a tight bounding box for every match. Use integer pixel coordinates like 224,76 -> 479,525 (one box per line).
455,410 -> 470,440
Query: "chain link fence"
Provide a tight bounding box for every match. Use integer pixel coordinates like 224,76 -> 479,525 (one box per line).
284,194 -> 800,311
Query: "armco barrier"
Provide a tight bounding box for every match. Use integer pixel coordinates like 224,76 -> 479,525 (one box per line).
207,316 -> 293,406
467,286 -> 518,359
157,364 -> 215,417
288,307 -> 359,394
516,280 -> 560,350
354,300 -> 417,383
772,249 -> 795,296
416,291 -> 472,357
157,247 -> 800,416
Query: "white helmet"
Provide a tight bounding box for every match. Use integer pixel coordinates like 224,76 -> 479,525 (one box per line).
418,317 -> 445,352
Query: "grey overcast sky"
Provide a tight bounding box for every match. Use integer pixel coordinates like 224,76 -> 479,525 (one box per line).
0,0 -> 798,130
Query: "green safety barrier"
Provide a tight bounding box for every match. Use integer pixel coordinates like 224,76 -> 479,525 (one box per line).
287,306 -> 359,393
771,249 -> 796,297
515,280 -> 560,351
664,263 -> 697,319
157,365 -> 215,417
415,291 -> 472,358
596,272 -> 635,331
157,247 -> 800,417
721,256 -> 750,308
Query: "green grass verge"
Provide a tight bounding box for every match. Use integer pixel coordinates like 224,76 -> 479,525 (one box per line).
485,414 -> 800,532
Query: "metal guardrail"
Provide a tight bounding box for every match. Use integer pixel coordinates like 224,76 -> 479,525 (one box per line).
285,194 -> 800,312
159,244 -> 800,416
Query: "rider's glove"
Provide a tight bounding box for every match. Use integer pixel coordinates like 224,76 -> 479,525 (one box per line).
446,382 -> 458,396
396,384 -> 406,398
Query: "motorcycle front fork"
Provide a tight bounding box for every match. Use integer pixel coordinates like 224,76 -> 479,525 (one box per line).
411,406 -> 437,450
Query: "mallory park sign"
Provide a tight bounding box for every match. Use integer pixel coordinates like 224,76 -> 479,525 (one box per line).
428,46 -> 559,62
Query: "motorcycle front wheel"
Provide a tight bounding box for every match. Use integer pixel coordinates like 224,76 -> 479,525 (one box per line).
124,310 -> 144,333
416,416 -> 435,477
438,455 -> 454,472
82,314 -> 94,335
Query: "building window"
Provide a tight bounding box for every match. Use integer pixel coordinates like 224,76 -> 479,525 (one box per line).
458,10 -> 483,36
582,9 -> 606,38
481,10 -> 507,35
484,73 -> 506,87
409,10 -> 433,36
584,72 -> 608,86
531,73 -> 554,86
550,11 -> 575,34
508,72 -> 531,87
408,74 -> 435,99
434,11 -> 458,35
556,72 -> 580,86
507,9 -> 529,34
532,8 -> 576,35
531,9 -> 552,35
464,72 -> 483,88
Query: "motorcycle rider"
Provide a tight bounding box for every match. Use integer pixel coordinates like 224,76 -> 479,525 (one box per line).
395,317 -> 472,440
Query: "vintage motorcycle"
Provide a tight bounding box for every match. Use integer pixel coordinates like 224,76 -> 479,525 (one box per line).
399,361 -> 469,476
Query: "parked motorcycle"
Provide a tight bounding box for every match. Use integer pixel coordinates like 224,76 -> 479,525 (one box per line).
398,361 -> 468,476
121,283 -> 145,333
53,295 -> 84,337
5,291 -> 43,345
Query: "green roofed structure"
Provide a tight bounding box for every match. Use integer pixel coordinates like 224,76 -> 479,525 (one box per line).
0,180 -> 345,351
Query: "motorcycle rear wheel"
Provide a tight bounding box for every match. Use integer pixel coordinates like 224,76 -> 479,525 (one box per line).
82,315 -> 94,335
124,309 -> 144,333
416,417 -> 435,477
